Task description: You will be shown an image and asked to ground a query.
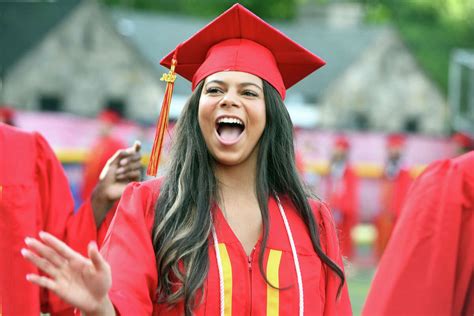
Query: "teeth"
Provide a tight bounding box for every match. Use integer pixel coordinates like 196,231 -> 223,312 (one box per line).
217,117 -> 243,125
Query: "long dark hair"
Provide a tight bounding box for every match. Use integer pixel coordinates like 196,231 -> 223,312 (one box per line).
153,80 -> 345,315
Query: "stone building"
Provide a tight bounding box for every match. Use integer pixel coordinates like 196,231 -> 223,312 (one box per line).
1,0 -> 163,119
1,0 -> 448,134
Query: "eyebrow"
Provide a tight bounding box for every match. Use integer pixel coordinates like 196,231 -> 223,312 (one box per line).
205,80 -> 263,91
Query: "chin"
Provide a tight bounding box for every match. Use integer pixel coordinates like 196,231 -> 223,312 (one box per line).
212,152 -> 246,166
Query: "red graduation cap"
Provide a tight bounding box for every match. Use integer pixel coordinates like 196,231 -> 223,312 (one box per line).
98,109 -> 121,124
148,3 -> 326,176
334,136 -> 350,151
387,134 -> 406,149
0,106 -> 15,124
452,132 -> 473,149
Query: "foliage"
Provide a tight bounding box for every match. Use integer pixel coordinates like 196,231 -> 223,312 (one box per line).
101,0 -> 297,20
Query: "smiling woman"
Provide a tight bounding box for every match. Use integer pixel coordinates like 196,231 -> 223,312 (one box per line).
22,3 -> 352,316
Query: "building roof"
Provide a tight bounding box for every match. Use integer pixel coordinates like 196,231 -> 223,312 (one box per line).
1,0 -> 81,77
109,8 -> 384,101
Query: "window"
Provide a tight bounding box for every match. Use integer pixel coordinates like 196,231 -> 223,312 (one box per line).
105,98 -> 126,117
39,94 -> 63,112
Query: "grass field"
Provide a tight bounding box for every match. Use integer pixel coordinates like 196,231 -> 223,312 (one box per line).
347,267 -> 375,315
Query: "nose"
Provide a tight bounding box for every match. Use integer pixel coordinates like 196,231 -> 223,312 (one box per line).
218,89 -> 241,108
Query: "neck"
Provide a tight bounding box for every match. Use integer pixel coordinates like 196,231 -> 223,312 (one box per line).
214,149 -> 258,198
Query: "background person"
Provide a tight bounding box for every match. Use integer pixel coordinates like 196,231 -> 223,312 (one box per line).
0,122 -> 141,315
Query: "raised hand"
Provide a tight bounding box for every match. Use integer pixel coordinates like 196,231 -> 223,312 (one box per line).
91,140 -> 142,226
22,232 -> 114,315
99,140 -> 143,201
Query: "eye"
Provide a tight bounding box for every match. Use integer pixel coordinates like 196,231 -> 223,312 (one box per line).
205,87 -> 223,95
242,90 -> 259,97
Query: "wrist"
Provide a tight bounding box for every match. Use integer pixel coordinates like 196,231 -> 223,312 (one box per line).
90,185 -> 114,227
83,296 -> 115,316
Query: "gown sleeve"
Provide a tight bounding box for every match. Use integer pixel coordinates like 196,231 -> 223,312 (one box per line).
100,180 -> 160,315
34,133 -> 98,314
362,154 -> 474,316
312,200 -> 353,316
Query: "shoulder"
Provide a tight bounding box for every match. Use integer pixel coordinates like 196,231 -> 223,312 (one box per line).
308,198 -> 334,228
1,124 -> 37,151
308,198 -> 340,252
119,177 -> 164,216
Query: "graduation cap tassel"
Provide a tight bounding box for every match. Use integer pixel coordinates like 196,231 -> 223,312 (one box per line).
147,56 -> 177,176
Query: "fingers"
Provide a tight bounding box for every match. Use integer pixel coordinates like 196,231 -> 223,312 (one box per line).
24,237 -> 66,267
128,140 -> 141,153
38,232 -> 88,264
115,160 -> 142,180
26,273 -> 57,291
88,241 -> 109,273
100,140 -> 142,181
22,248 -> 59,279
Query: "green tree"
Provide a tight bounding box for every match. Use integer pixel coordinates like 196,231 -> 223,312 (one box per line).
102,0 -> 297,20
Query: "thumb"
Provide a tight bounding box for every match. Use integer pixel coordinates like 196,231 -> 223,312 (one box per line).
88,241 -> 108,272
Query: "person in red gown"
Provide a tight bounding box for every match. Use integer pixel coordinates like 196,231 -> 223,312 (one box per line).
373,134 -> 412,259
326,136 -> 358,259
363,150 -> 474,316
81,109 -> 128,245
0,123 -> 141,315
22,4 -> 352,315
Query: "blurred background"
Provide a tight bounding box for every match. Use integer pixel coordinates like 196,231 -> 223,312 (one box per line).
1,0 -> 474,314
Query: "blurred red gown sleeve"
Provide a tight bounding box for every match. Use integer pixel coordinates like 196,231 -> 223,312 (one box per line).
363,152 -> 474,316
313,200 -> 353,315
35,133 -> 99,315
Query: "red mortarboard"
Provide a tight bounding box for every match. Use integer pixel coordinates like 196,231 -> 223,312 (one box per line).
452,132 -> 473,149
148,3 -> 325,176
334,136 -> 350,150
387,134 -> 406,149
98,109 -> 121,124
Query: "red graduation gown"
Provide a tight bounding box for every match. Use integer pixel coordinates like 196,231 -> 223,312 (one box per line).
326,165 -> 358,259
374,167 -> 412,259
0,124 -> 97,315
363,152 -> 474,316
100,180 -> 352,315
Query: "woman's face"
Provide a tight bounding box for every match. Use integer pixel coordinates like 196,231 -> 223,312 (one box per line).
198,71 -> 266,166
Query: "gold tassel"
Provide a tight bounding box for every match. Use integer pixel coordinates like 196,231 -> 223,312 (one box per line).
147,57 -> 177,176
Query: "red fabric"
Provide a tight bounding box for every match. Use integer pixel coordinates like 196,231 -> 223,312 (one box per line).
100,179 -> 352,315
160,3 -> 325,100
334,136 -> 350,150
452,132 -> 473,149
386,134 -> 406,149
0,124 -> 97,315
363,151 -> 474,316
326,166 -> 358,259
98,110 -> 121,124
0,106 -> 15,123
374,168 -> 412,258
81,136 -> 126,200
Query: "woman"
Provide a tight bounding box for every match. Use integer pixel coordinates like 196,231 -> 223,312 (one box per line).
22,4 -> 352,315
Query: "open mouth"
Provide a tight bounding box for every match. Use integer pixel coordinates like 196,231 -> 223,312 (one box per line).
215,116 -> 245,143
